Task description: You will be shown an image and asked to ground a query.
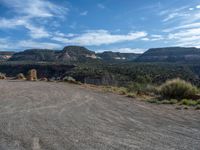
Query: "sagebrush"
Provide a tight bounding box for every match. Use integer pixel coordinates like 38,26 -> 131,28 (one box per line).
159,78 -> 198,100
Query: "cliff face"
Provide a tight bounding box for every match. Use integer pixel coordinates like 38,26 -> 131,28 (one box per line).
96,51 -> 140,61
0,51 -> 15,61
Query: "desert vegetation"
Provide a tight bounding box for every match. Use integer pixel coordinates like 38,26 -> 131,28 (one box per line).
100,78 -> 200,109
159,78 -> 198,100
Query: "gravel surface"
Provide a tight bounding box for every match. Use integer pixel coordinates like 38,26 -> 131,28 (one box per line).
0,80 -> 199,150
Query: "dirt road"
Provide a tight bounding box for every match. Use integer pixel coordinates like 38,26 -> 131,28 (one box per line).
0,80 -> 199,150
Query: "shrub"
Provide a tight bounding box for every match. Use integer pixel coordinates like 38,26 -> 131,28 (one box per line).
180,99 -> 198,106
195,105 -> 200,110
126,93 -> 136,98
169,99 -> 178,104
147,99 -> 159,104
197,100 -> 200,105
127,82 -> 156,95
160,100 -> 171,104
159,78 -> 198,100
102,86 -> 128,95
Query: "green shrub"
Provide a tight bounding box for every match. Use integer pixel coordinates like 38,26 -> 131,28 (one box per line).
197,100 -> 200,105
195,105 -> 200,110
102,86 -> 128,95
147,99 -> 159,104
159,78 -> 198,100
111,87 -> 127,95
127,83 -> 156,95
169,99 -> 178,104
180,99 -> 198,106
126,93 -> 136,98
158,99 -> 178,104
160,100 -> 171,104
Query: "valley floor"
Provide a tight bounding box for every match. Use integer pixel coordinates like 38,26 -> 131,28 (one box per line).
0,80 -> 199,150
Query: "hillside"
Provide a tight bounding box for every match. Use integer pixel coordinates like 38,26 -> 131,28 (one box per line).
7,46 -> 200,63
8,46 -> 140,63
136,47 -> 200,63
9,46 -> 97,62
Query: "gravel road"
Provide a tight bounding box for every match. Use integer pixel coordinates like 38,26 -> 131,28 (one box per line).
0,80 -> 199,150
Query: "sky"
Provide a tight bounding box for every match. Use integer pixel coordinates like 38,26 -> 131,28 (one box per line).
0,0 -> 200,53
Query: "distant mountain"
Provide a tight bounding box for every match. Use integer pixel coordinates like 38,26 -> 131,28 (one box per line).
0,51 -> 15,61
59,46 -> 97,61
9,49 -> 57,62
97,51 -> 140,61
9,46 -> 97,62
9,46 -> 140,63
136,47 -> 200,63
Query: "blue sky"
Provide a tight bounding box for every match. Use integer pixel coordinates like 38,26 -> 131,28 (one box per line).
0,0 -> 200,53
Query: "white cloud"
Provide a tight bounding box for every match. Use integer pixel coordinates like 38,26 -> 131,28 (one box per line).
162,12 -> 189,22
52,30 -> 147,46
163,22 -> 200,32
158,4 -> 200,47
0,38 -> 61,50
0,18 -> 51,39
141,38 -> 150,41
189,8 -> 194,11
97,4 -> 105,9
150,34 -> 164,41
196,5 -> 200,9
80,11 -> 88,16
141,35 -> 163,41
159,6 -> 200,24
0,17 -> 26,28
168,28 -> 200,39
24,24 -> 50,39
168,28 -> 200,47
17,40 -> 61,49
0,0 -> 68,39
0,0 -> 68,18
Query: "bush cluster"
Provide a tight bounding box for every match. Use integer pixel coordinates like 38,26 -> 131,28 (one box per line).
159,78 -> 198,100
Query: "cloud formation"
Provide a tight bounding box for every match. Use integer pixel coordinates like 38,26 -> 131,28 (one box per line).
0,0 -> 68,18
52,30 -> 147,46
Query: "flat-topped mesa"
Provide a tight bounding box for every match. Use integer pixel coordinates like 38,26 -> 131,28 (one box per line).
27,69 -> 37,81
136,47 -> 200,63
